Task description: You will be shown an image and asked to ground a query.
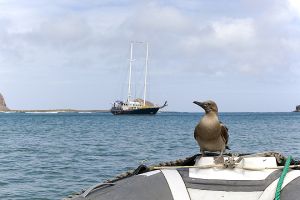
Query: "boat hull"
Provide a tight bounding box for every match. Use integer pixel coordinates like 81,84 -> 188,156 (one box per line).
66,154 -> 300,200
110,107 -> 160,115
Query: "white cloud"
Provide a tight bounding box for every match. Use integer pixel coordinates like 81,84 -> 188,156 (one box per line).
212,18 -> 255,43
289,0 -> 300,16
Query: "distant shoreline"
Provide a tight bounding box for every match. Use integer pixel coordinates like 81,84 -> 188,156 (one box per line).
1,110 -> 299,113
6,109 -> 109,113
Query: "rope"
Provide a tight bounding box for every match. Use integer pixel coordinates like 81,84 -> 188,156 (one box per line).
152,164 -> 223,170
153,164 -> 300,171
275,155 -> 292,200
154,165 -> 300,171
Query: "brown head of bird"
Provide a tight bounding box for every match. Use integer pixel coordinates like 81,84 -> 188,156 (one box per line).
193,100 -> 218,114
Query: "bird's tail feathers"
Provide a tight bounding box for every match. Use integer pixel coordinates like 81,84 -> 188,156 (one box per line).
226,145 -> 230,150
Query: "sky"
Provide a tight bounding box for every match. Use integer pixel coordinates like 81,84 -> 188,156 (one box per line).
0,0 -> 300,112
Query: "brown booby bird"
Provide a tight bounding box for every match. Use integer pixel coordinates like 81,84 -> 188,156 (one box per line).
193,100 -> 229,158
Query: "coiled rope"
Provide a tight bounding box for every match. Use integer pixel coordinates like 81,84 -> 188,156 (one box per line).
275,155 -> 292,200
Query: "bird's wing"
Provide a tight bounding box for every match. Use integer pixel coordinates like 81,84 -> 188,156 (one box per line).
220,122 -> 229,145
194,128 -> 197,140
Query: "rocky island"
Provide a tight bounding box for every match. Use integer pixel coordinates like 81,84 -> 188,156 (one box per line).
295,105 -> 300,112
0,93 -> 10,111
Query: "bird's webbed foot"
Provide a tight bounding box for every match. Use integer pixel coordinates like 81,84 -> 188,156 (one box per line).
214,156 -> 224,164
200,149 -> 206,157
214,150 -> 225,164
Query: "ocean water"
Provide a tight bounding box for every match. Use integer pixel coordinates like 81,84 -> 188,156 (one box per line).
0,112 -> 299,200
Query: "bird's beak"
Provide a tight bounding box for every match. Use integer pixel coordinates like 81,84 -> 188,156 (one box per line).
193,101 -> 204,108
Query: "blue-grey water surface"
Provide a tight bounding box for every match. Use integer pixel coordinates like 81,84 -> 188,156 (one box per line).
0,112 -> 299,200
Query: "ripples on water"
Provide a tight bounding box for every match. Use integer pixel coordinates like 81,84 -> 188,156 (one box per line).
0,112 -> 299,199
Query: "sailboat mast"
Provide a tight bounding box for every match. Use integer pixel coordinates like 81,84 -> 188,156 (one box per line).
143,42 -> 149,106
127,42 -> 134,102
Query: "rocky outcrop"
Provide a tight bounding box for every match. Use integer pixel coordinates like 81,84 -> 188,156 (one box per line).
295,105 -> 300,112
0,93 -> 9,111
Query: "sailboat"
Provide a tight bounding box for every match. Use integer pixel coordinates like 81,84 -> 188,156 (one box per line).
111,42 -> 167,115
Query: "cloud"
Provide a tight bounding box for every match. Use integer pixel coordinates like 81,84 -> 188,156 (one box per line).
212,18 -> 255,42
289,0 -> 300,16
0,0 -> 298,77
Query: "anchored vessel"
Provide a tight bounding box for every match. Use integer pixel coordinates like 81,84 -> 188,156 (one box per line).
66,152 -> 300,200
111,42 -> 167,115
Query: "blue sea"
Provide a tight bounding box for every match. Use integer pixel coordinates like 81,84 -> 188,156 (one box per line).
0,112 -> 299,200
